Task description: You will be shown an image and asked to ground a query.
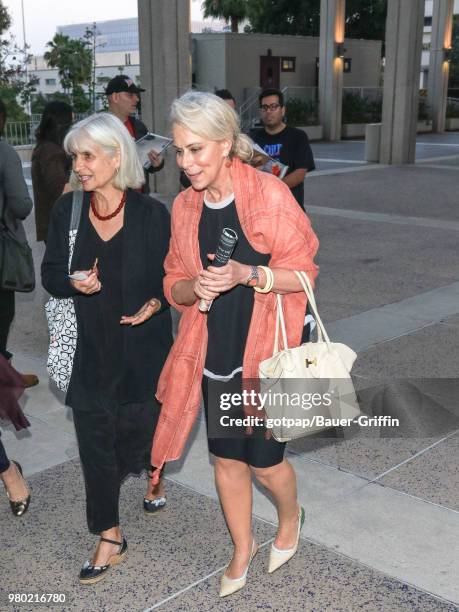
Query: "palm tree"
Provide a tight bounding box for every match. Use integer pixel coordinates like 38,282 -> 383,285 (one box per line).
44,34 -> 92,95
202,0 -> 248,33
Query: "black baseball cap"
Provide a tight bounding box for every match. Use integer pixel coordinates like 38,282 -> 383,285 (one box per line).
105,75 -> 145,95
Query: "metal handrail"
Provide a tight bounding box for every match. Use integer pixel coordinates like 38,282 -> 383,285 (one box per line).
4,122 -> 34,146
239,89 -> 261,115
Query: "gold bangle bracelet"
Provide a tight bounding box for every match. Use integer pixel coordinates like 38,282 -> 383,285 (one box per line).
254,266 -> 274,293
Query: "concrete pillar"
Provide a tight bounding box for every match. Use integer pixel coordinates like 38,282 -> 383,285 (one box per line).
137,0 -> 191,195
379,0 -> 424,164
428,0 -> 454,132
318,0 -> 346,142
365,123 -> 382,162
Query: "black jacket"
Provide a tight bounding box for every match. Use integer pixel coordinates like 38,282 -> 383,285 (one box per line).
41,189 -> 173,406
128,116 -> 164,194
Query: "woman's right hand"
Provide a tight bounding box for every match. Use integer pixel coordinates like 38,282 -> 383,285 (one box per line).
192,274 -> 220,302
70,271 -> 101,294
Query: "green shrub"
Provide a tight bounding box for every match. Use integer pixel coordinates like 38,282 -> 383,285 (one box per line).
285,98 -> 318,126
342,92 -> 382,124
446,102 -> 459,118
418,96 -> 430,121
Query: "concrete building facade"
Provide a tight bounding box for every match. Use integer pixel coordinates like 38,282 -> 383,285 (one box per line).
28,51 -> 141,100
27,17 -> 382,110
192,33 -> 382,105
26,16 -> 224,103
421,0 -> 459,88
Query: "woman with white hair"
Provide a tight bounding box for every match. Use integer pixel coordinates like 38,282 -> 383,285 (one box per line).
42,112 -> 173,584
151,92 -> 319,597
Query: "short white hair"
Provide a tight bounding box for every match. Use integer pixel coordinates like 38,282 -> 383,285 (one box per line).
64,112 -> 144,190
170,91 -> 253,162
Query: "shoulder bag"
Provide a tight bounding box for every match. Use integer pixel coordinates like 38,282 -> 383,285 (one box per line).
259,270 -> 360,442
0,207 -> 35,292
44,190 -> 83,391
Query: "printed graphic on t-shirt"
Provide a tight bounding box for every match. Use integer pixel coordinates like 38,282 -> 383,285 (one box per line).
263,143 -> 282,158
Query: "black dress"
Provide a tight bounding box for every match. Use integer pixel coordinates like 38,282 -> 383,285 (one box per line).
199,197 -> 287,468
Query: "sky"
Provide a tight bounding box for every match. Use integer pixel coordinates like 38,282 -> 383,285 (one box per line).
4,0 -> 204,55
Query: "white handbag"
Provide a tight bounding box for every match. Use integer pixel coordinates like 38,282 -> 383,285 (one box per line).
44,191 -> 83,392
259,270 -> 360,442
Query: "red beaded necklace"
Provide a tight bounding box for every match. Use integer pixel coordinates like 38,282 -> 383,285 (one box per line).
90,191 -> 126,221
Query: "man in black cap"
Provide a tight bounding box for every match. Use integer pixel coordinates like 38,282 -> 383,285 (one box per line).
105,75 -> 164,193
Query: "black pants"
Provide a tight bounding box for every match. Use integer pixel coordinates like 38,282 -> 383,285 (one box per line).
0,433 -> 10,473
72,394 -> 161,534
0,289 -> 14,360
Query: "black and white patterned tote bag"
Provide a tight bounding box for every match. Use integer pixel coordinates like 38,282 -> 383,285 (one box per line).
45,191 -> 83,391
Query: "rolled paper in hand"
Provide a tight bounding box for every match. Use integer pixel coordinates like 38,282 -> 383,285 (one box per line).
199,227 -> 238,312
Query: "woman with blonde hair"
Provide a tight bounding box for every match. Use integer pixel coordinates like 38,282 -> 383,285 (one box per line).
151,91 -> 319,597
42,112 -> 172,584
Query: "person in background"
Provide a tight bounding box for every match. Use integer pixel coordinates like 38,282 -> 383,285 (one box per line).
32,101 -> 73,242
0,99 -> 38,388
152,92 -> 319,598
105,75 -> 164,193
0,354 -> 31,517
250,88 -> 315,210
42,112 -> 172,585
215,88 -> 237,110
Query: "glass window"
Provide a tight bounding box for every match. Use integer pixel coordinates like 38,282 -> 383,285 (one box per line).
281,57 -> 296,72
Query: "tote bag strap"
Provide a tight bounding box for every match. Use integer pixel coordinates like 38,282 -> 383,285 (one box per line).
274,293 -> 289,353
70,190 -> 84,232
294,270 -> 332,346
68,190 -> 84,271
272,270 -> 332,356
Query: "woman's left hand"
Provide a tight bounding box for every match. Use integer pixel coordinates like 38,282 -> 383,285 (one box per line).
199,255 -> 250,294
147,151 -> 164,168
120,298 -> 161,326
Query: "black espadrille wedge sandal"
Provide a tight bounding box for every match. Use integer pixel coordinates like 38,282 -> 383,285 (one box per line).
79,536 -> 128,585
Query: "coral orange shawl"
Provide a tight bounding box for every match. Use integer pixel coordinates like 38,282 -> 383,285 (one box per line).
151,158 -> 319,482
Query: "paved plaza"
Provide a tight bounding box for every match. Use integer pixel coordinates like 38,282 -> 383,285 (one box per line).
1,133 -> 459,611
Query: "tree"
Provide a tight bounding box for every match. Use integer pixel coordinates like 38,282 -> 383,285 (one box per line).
1,1 -> 19,83
0,1 -> 11,34
0,84 -> 29,121
449,15 -> 459,91
0,1 -> 36,117
44,33 -> 92,97
246,0 -> 387,40
246,0 -> 320,36
202,0 -> 248,33
345,0 -> 387,41
83,23 -> 107,112
72,85 -> 91,113
31,91 -> 75,115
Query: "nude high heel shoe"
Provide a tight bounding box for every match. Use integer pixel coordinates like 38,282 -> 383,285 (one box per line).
268,506 -> 305,574
219,539 -> 258,598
